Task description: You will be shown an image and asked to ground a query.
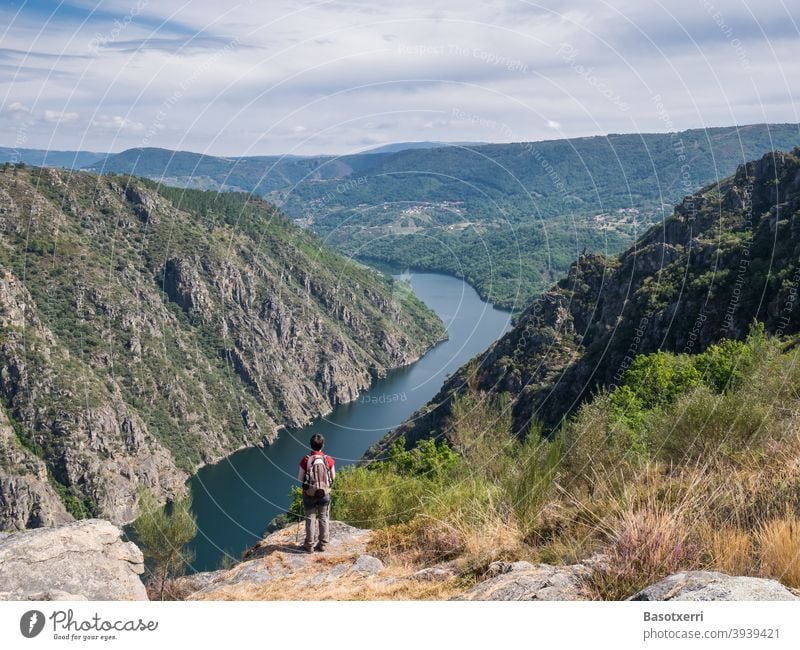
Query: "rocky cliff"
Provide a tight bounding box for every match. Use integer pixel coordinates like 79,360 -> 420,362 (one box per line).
2,519 -> 796,601
0,165 -> 444,529
372,147 -> 800,453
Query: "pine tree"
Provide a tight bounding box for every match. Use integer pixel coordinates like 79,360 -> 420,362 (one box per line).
132,488 -> 197,600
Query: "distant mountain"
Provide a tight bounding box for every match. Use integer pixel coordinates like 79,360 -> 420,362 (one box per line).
371,147 -> 800,455
74,123 -> 800,309
0,147 -> 105,169
84,147 -> 359,194
0,165 -> 444,530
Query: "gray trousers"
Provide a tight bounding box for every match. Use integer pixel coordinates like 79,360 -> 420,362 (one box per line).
302,494 -> 331,546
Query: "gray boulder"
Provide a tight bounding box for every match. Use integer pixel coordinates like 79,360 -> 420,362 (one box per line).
631,571 -> 800,601
410,565 -> 459,582
456,561 -> 592,601
351,555 -> 384,576
0,519 -> 147,600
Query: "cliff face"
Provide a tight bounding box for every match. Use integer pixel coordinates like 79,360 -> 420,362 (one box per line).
0,166 -> 445,529
375,148 -> 800,452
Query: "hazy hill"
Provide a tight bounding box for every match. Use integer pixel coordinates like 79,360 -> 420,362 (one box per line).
0,147 -> 105,169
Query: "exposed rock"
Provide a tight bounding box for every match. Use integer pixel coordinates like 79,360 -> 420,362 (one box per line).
456,561 -> 592,601
352,554 -> 384,576
0,476 -> 73,529
631,571 -> 800,601
0,590 -> 89,601
410,565 -> 459,582
0,519 -> 147,600
178,521 -> 380,599
0,409 -> 73,529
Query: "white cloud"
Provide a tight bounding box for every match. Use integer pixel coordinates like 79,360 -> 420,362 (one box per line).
92,115 -> 145,132
7,102 -> 32,114
44,110 -> 79,123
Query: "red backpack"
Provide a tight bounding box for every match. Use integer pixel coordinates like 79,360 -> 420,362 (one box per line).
303,454 -> 333,498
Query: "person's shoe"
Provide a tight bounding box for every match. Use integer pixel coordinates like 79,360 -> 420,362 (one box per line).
314,543 -> 328,552
303,543 -> 314,553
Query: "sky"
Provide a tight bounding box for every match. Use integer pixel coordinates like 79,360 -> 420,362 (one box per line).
0,0 -> 798,156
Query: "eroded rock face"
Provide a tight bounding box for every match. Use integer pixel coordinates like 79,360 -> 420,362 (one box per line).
0,519 -> 147,601
630,571 -> 800,601
0,409 -> 73,529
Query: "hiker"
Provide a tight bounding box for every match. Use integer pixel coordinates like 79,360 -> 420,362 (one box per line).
297,433 -> 336,552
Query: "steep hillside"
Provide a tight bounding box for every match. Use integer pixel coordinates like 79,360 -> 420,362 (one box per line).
0,165 -> 444,529
375,147 -> 800,452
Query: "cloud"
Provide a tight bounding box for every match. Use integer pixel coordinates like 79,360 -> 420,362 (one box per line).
44,110 -> 79,123
5,102 -> 32,115
97,35 -> 250,55
546,120 -> 561,130
92,115 -> 145,132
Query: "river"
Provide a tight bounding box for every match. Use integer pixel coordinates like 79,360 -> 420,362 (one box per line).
186,270 -> 511,571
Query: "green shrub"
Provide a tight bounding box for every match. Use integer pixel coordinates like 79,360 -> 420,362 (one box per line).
619,351 -> 703,410
559,392 -> 642,492
651,387 -> 772,463
693,325 -> 766,392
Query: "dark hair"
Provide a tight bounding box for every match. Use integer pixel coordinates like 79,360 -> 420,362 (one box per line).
310,433 -> 325,451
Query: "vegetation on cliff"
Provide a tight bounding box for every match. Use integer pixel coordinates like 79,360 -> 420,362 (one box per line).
327,147 -> 800,599
329,328 -> 800,599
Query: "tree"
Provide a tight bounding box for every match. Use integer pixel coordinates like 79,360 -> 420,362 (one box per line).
132,488 -> 197,600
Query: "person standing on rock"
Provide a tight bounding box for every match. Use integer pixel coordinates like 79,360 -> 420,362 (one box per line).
297,433 -> 336,552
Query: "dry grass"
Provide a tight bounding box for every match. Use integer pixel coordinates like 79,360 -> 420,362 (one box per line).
757,515 -> 800,588
587,505 -> 701,600
369,516 -> 461,566
368,498 -> 527,578
703,525 -> 755,576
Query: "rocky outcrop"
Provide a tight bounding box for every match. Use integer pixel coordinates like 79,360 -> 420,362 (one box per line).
0,409 -> 73,528
455,560 -> 593,601
0,519 -> 147,600
176,521 -> 389,600
4,519 -> 790,602
0,167 -> 444,528
0,271 -> 184,527
631,571 -> 800,601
